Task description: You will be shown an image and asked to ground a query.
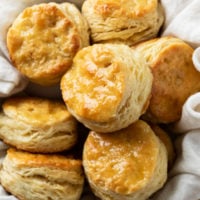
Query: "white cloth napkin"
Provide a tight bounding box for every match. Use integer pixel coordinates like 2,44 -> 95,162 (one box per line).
0,56 -> 27,97
161,0 -> 200,48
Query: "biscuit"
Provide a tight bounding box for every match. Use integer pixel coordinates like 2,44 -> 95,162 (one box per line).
0,96 -> 78,153
7,2 -> 89,86
61,43 -> 153,133
82,0 -> 164,45
150,124 -> 175,169
133,36 -> 200,123
0,148 -> 84,200
83,120 -> 168,200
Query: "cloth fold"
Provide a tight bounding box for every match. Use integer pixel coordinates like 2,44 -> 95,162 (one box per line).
173,92 -> 200,133
192,47 -> 200,72
0,56 -> 28,97
161,0 -> 200,48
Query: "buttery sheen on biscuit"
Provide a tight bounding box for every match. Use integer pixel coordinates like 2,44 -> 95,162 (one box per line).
83,120 -> 168,200
0,148 -> 84,200
133,36 -> 200,123
7,2 -> 89,86
61,43 -> 153,133
82,0 -> 164,45
0,97 -> 78,153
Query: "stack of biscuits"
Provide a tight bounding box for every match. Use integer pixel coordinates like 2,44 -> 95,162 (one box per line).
1,0 -> 200,200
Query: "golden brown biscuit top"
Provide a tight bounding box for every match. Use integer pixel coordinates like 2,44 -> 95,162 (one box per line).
134,36 -> 200,123
7,148 -> 82,172
87,0 -> 157,18
2,97 -> 73,126
83,120 -> 160,194
61,44 -> 136,122
7,3 -> 81,85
